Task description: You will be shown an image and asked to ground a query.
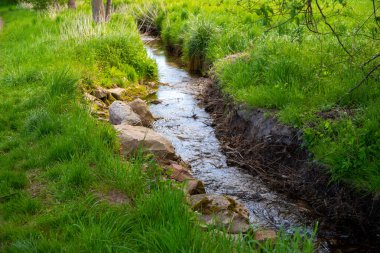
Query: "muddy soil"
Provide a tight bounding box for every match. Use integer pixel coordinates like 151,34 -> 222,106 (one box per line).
202,81 -> 380,252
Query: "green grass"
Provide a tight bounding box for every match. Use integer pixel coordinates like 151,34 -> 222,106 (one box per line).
128,0 -> 380,192
0,2 -> 314,252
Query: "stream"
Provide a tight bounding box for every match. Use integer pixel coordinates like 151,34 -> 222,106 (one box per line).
143,36 -> 329,252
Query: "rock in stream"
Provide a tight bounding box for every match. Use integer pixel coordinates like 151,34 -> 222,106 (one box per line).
190,194 -> 251,234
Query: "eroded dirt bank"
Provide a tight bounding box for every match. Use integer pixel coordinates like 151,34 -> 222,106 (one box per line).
201,80 -> 380,252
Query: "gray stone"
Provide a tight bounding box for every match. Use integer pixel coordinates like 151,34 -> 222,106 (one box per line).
109,101 -> 142,126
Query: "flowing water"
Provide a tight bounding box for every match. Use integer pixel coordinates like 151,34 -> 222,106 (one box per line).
143,36 -> 328,251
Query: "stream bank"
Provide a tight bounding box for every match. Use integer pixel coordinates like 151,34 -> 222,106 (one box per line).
140,34 -> 380,251
88,34 -> 378,251
142,36 -> 322,247
202,77 -> 380,252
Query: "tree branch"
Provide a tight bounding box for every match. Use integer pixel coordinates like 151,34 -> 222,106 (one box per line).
338,63 -> 380,103
361,53 -> 380,68
315,0 -> 353,58
373,0 -> 380,29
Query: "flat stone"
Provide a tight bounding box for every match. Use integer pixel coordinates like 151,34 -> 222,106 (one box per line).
109,101 -> 142,126
108,87 -> 127,100
190,194 -> 250,234
114,124 -> 175,159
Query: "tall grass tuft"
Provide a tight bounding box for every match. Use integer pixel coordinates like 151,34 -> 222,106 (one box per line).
184,17 -> 216,73
59,14 -> 107,42
48,69 -> 78,98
